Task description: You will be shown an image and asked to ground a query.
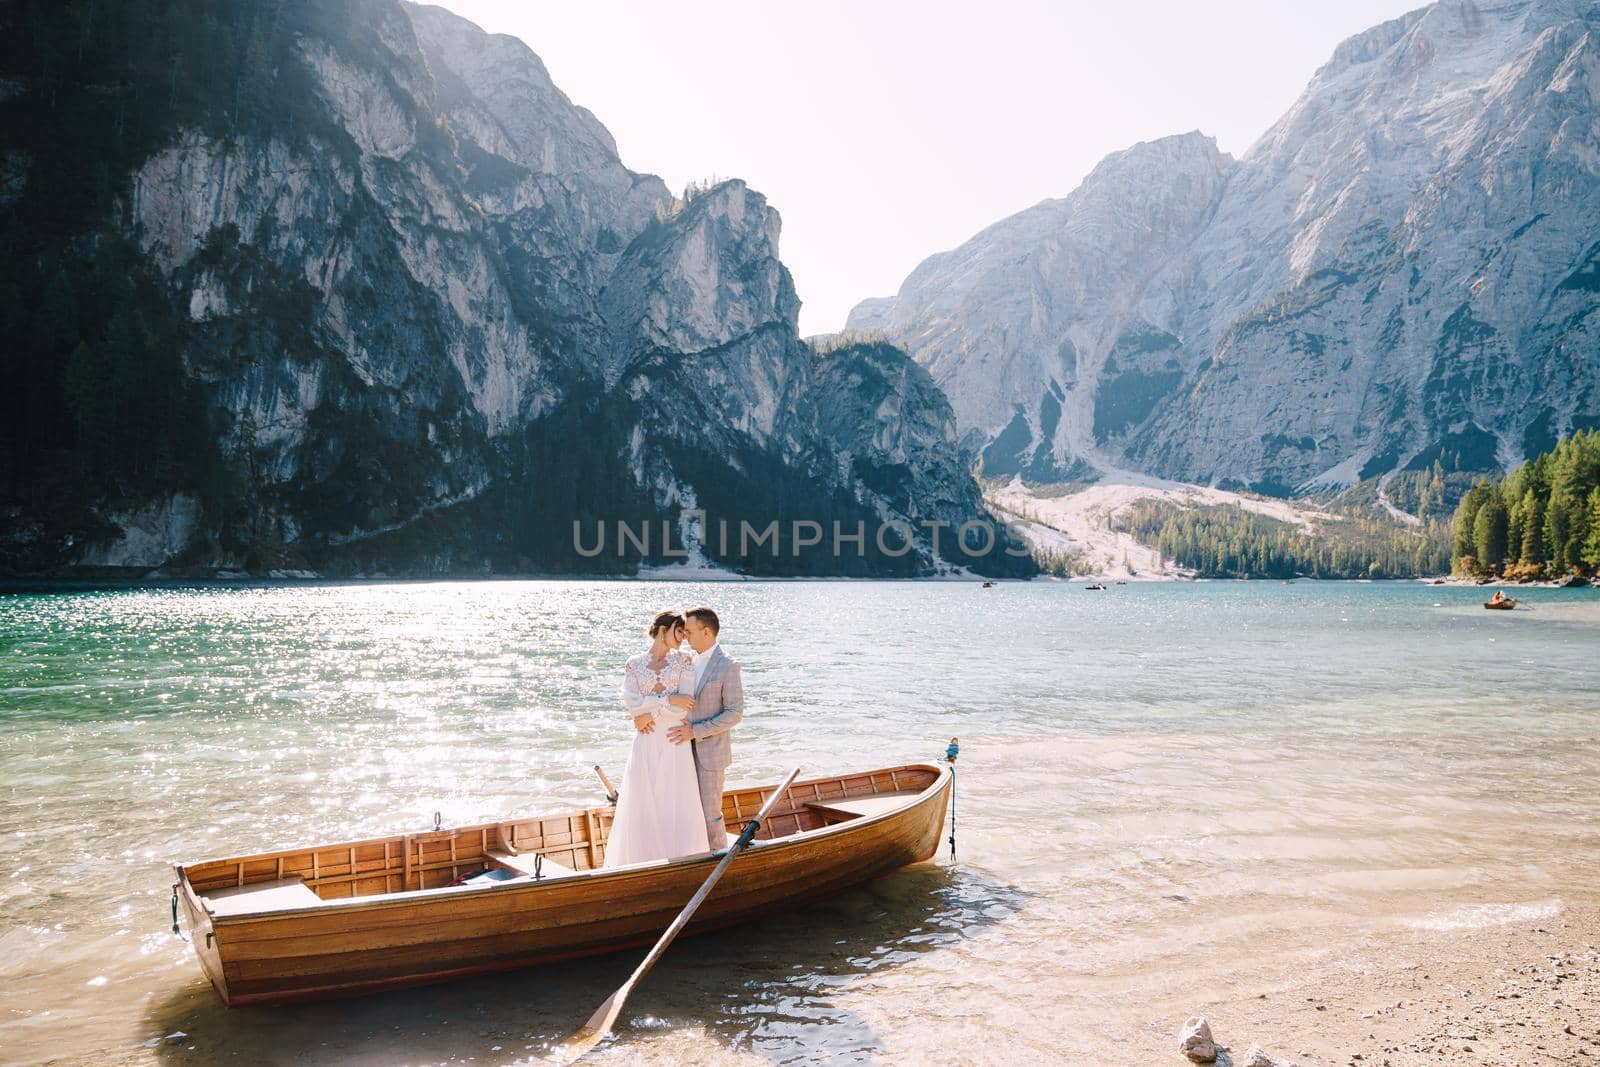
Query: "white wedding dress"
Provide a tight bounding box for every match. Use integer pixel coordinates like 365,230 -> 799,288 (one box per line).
603,649 -> 711,867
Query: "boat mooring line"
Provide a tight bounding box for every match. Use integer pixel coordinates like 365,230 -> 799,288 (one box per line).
944,737 -> 959,863
169,885 -> 190,943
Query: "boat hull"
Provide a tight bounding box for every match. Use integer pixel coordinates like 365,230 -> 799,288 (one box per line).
176,764 -> 950,1006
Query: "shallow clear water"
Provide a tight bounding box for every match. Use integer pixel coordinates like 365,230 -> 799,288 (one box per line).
2,580 -> 1598,1064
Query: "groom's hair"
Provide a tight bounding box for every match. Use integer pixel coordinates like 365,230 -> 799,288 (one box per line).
685,606 -> 720,635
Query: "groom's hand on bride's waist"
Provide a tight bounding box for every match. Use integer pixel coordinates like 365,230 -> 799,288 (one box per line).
665,723 -> 694,745
633,712 -> 655,734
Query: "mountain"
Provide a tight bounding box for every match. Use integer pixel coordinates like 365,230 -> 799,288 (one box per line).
811,338 -> 991,540
850,131 -> 1235,483
849,0 -> 1600,496
0,0 -> 1027,578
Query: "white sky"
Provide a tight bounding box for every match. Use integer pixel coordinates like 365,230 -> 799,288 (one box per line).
426,0 -> 1424,336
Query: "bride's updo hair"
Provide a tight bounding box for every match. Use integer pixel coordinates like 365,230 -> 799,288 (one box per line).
648,609 -> 686,637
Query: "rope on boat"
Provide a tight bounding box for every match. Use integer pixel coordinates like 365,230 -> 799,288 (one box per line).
944,737 -> 959,863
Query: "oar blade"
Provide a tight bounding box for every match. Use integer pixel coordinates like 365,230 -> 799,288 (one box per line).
550,986 -> 626,1063
552,768 -> 802,1061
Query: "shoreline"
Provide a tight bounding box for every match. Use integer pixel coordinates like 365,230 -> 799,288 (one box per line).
3,572 -> 1592,594
1421,575 -> 1593,589
46,902 -> 1600,1067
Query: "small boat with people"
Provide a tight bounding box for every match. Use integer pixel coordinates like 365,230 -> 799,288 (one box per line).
172,762 -> 952,1007
1484,590 -> 1517,609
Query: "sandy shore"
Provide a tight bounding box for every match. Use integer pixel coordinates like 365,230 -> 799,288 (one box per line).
1123,903 -> 1600,1066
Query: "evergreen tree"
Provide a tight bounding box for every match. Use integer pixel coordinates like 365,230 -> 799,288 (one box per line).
1452,482 -> 1490,569
1500,461 -> 1530,509
1506,490 -> 1525,563
1519,489 -> 1543,565
1546,494 -> 1572,573
1472,491 -> 1509,572
1583,488 -> 1600,570
1417,460 -> 1445,519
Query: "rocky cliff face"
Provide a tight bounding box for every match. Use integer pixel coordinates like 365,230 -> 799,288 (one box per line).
811,340 -> 988,539
850,0 -> 1600,494
604,185 -> 1020,574
0,0 -> 1024,577
850,132 -> 1234,482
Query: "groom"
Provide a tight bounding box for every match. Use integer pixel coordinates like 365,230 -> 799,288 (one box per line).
664,606 -> 744,849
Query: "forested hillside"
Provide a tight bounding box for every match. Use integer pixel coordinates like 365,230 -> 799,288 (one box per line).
1118,501 -> 1450,580
1450,431 -> 1600,579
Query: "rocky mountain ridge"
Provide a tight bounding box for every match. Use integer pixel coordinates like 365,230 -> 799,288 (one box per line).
849,0 -> 1600,496
0,0 -> 1026,577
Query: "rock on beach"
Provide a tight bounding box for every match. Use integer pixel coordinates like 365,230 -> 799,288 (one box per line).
1179,1015 -> 1217,1062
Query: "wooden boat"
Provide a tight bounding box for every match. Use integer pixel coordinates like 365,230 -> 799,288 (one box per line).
173,763 -> 951,1007
1484,597 -> 1517,609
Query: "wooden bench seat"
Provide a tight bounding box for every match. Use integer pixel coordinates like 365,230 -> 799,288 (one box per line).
203,876 -> 324,917
485,849 -> 578,880
804,791 -> 923,824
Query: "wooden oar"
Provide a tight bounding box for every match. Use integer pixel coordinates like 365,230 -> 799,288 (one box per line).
592,764 -> 619,805
552,766 -> 802,1062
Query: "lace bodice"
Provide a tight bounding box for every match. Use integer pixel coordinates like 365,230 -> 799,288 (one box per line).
623,649 -> 694,722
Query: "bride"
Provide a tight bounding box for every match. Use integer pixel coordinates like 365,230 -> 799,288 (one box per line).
603,610 -> 711,867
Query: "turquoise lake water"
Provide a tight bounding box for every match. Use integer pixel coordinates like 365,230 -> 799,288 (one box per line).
2,579 -> 1598,1064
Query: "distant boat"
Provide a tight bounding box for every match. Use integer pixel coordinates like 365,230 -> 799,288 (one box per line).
981,581 -> 995,588
173,763 -> 951,1006
1484,597 -> 1517,610
1085,583 -> 1107,590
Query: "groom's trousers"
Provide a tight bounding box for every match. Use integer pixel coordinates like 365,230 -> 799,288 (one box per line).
697,768 -> 727,849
